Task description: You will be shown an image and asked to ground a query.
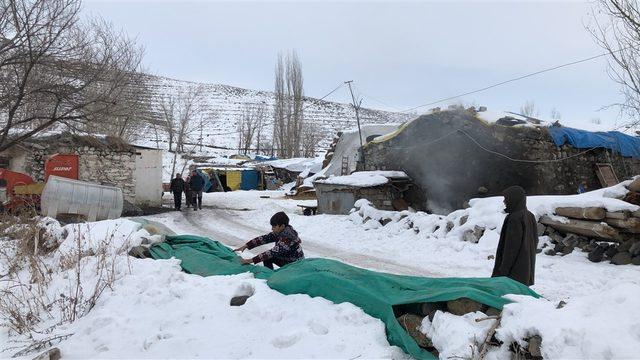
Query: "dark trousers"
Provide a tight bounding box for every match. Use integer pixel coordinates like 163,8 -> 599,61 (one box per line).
185,190 -> 192,207
172,191 -> 182,210
262,258 -> 288,270
192,190 -> 203,209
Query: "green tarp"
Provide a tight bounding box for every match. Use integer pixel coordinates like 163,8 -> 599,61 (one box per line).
149,235 -> 540,360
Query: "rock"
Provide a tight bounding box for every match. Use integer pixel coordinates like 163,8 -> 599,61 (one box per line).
562,234 -> 581,248
560,246 -> 574,255
588,246 -> 605,262
632,256 -> 640,266
485,307 -> 501,317
446,221 -> 454,232
230,295 -> 251,306
462,226 -> 484,243
397,314 -> 432,348
487,254 -> 495,260
623,191 -> 640,206
380,218 -> 393,226
32,348 -> 61,360
459,215 -> 469,226
478,186 -> 489,194
128,246 -> 151,259
611,252 -> 632,265
544,249 -> 557,256
528,335 -> 543,358
618,240 -> 634,253
536,223 -> 546,237
544,226 -> 557,236
549,232 -> 564,244
630,242 -> 640,256
553,242 -> 565,253
605,245 -> 619,259
556,300 -> 567,309
447,298 -> 483,316
627,177 -> 640,192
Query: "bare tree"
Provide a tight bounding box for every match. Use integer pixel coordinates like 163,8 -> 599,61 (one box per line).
590,0 -> 640,127
273,50 -> 304,158
301,121 -> 320,157
520,101 -> 539,117
0,0 -> 144,152
158,86 -> 204,175
550,107 -> 562,120
237,103 -> 266,154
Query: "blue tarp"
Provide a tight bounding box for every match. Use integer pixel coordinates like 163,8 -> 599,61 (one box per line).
240,170 -> 259,190
195,169 -> 212,192
548,126 -> 640,158
254,155 -> 278,162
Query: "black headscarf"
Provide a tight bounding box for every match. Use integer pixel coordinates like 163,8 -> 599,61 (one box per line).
503,185 -> 526,213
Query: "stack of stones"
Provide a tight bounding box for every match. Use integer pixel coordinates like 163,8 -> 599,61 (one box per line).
538,180 -> 640,266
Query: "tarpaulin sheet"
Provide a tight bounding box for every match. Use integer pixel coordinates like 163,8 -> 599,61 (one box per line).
548,126 -> 640,158
150,235 -> 540,360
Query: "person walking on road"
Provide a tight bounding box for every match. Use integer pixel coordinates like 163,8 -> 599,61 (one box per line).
189,169 -> 205,211
169,173 -> 185,211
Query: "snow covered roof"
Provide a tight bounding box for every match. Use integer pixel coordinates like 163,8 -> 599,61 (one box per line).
261,157 -> 324,173
314,171 -> 409,187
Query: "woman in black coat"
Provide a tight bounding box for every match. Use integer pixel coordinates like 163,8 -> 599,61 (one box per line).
491,186 -> 538,286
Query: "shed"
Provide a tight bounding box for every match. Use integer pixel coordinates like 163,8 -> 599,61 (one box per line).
313,171 -> 412,215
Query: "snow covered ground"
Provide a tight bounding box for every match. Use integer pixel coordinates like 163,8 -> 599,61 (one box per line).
2,183 -> 640,359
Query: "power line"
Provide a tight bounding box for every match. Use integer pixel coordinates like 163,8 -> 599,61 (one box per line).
398,47 -> 631,113
390,128 -> 599,163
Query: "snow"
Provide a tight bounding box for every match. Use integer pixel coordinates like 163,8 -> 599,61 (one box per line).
322,124 -> 401,177
0,216 -> 406,359
314,170 -> 408,187
58,261 -> 406,359
3,179 -> 640,359
421,311 -> 496,359
260,157 -> 324,173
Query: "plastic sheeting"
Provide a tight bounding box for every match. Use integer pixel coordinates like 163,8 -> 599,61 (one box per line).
150,235 -> 540,360
548,126 -> 640,158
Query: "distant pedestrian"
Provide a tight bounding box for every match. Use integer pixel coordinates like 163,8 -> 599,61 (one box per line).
169,173 -> 185,210
491,186 -> 538,286
184,175 -> 192,208
189,169 -> 204,211
234,211 -> 304,269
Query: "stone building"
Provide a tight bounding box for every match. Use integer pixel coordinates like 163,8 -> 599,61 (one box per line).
361,109 -> 640,213
0,132 -> 163,207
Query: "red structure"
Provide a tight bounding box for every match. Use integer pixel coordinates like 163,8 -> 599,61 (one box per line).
0,168 -> 38,212
45,154 -> 79,181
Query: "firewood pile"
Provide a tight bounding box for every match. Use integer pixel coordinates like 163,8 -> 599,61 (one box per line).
538,179 -> 640,266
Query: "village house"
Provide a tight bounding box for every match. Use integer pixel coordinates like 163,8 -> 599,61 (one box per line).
0,132 -> 163,207
358,108 -> 640,213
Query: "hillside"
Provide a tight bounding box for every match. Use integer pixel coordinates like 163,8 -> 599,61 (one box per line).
133,74 -> 412,156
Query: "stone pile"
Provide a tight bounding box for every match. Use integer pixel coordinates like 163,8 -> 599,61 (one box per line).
539,179 -> 640,266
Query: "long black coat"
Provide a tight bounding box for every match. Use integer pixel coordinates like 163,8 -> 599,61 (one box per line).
491,186 -> 538,286
170,177 -> 185,193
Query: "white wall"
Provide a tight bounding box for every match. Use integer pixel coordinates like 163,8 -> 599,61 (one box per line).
134,149 -> 163,207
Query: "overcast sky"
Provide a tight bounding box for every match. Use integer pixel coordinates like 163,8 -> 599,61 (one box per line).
83,0 -> 626,129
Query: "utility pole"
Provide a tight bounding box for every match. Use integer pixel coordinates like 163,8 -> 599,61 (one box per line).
345,80 -> 366,171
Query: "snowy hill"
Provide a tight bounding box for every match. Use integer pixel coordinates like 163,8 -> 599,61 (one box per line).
134,74 -> 412,155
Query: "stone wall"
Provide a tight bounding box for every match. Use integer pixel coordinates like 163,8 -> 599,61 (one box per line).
19,146 -> 136,202
362,110 -> 640,213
